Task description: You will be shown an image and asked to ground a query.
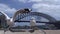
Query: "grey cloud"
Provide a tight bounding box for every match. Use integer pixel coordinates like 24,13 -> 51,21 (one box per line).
0,3 -> 17,17
14,0 -> 60,5
29,0 -> 60,5
32,3 -> 60,20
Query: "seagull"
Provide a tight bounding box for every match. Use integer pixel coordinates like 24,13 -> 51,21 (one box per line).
30,17 -> 36,27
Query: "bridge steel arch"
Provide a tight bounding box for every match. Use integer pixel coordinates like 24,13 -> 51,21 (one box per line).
13,10 -> 57,23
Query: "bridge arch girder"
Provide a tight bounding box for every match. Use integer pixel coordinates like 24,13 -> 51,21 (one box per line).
13,11 -> 57,22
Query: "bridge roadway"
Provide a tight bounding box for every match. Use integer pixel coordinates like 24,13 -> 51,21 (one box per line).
0,30 -> 60,34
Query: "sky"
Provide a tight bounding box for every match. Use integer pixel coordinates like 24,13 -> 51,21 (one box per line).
0,0 -> 60,20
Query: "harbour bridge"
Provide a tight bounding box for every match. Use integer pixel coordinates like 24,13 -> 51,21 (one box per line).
0,8 -> 60,34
